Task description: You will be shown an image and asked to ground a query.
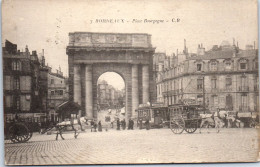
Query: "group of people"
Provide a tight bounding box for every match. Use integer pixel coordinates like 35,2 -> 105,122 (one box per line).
89,118 -> 135,132
116,118 -> 134,130
90,120 -> 103,132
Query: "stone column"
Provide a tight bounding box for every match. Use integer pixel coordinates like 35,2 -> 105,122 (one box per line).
142,65 -> 149,103
73,65 -> 81,105
85,64 -> 93,118
132,64 -> 139,118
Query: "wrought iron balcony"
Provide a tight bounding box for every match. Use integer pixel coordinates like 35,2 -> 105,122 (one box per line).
219,87 -> 232,92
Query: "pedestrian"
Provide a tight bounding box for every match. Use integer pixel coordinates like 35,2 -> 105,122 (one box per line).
223,114 -> 228,128
128,118 -> 134,130
121,119 -> 126,130
98,121 -> 102,132
138,119 -> 143,130
145,118 -> 150,130
90,119 -> 94,132
93,120 -> 97,132
77,111 -> 85,131
117,118 -> 120,130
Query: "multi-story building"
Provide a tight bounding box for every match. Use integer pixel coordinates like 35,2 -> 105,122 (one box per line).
40,61 -> 68,122
3,40 -> 45,122
156,41 -> 259,124
97,80 -> 125,110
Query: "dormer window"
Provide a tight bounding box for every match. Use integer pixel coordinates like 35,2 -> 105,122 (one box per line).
210,61 -> 218,71
224,60 -> 232,70
240,63 -> 246,70
239,59 -> 248,70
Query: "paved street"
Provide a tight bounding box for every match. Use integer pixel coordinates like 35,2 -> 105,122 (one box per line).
5,128 -> 259,165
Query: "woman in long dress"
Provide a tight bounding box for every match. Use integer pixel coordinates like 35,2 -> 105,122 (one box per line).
98,121 -> 102,132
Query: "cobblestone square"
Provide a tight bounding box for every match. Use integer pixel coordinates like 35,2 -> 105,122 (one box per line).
4,128 -> 259,165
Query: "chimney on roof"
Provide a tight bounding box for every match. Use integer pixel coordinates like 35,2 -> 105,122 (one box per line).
25,45 -> 29,52
197,43 -> 205,56
183,39 -> 187,54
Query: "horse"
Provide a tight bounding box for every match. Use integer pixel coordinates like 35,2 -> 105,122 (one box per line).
199,110 -> 226,133
41,117 -> 89,140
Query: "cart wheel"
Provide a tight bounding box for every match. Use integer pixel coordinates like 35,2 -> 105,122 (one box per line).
9,123 -> 31,143
184,120 -> 198,133
170,118 -> 185,134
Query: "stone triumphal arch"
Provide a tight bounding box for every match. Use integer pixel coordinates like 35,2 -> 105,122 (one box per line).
67,32 -> 155,120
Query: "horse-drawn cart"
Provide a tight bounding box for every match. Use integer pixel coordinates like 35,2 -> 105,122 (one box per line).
6,122 -> 33,143
169,104 -> 202,134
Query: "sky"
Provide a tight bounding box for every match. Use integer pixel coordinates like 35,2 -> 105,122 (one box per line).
2,0 -> 258,88
98,72 -> 125,90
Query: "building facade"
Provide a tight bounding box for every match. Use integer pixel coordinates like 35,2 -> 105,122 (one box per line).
3,40 -> 45,122
156,41 -> 259,118
97,80 -> 125,110
39,56 -> 68,122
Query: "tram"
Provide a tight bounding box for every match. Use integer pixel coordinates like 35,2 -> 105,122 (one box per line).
136,103 -> 169,129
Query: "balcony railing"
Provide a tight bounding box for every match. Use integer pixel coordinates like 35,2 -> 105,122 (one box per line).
238,86 -> 249,92
219,87 -> 232,92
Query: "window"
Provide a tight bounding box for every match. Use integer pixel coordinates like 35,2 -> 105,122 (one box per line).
14,96 -> 20,110
4,76 -> 13,90
213,96 -> 218,107
226,77 -> 232,89
4,95 -> 12,108
225,62 -> 231,70
210,61 -> 217,71
197,79 -> 203,90
197,95 -> 203,105
197,64 -> 202,71
240,63 -> 247,70
240,76 -> 248,91
241,94 -> 248,111
55,90 -> 63,95
51,91 -> 55,95
12,60 -> 21,71
211,78 -> 217,89
51,79 -> 54,84
13,77 -> 20,90
254,60 -> 258,69
226,94 -> 233,110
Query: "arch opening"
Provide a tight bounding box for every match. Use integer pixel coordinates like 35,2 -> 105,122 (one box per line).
96,72 -> 126,125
